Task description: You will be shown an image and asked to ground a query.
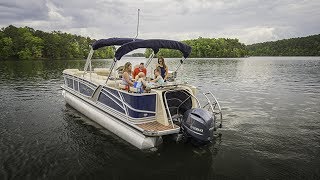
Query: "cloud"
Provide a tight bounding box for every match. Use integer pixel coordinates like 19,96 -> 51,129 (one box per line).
0,0 -> 49,23
0,0 -> 319,44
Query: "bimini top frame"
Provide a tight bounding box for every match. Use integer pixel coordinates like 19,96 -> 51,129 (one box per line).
114,39 -> 192,75
115,39 -> 192,60
92,38 -> 142,50
84,38 -> 143,83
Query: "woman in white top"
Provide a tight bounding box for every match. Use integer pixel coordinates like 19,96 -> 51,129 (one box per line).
121,62 -> 134,89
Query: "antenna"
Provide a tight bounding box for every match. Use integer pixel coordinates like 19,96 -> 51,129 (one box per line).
134,9 -> 140,40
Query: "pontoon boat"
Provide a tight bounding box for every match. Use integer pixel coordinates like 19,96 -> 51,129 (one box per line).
61,38 -> 222,149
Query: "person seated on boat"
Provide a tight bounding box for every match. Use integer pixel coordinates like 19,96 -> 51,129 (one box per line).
116,65 -> 124,78
141,67 -> 165,91
134,71 -> 146,81
132,62 -> 147,80
156,56 -> 168,81
133,78 -> 144,93
121,62 -> 134,90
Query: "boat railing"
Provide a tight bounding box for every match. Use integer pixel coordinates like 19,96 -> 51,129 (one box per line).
163,89 -> 202,128
115,90 -> 157,122
83,47 -> 94,76
174,57 -> 186,74
201,91 -> 223,128
104,58 -> 117,86
163,88 -> 223,129
145,52 -> 155,68
118,91 -> 130,122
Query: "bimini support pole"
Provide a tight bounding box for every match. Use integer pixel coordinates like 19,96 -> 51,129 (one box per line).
145,51 -> 155,68
174,57 -> 186,74
105,58 -> 117,86
83,46 -> 94,77
110,46 -> 118,77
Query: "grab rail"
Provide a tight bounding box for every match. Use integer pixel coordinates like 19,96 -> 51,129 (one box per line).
202,91 -> 223,128
163,89 -> 201,128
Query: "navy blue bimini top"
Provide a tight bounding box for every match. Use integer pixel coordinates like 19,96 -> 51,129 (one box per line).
91,38 -> 143,50
115,39 -> 192,60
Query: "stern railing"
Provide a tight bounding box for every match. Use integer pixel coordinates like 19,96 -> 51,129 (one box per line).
202,91 -> 223,128
162,88 -> 223,130
163,89 -> 201,128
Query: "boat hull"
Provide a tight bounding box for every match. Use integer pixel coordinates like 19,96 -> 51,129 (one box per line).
62,89 -> 162,149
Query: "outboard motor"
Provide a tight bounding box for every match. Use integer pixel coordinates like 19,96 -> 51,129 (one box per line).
181,108 -> 216,145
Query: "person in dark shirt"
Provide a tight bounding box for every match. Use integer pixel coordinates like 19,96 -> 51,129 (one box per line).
156,56 -> 168,81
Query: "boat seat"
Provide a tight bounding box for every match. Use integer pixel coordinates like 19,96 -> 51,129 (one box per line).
94,68 -> 110,76
90,75 -> 120,87
130,87 -> 140,93
119,84 -> 128,90
118,84 -> 139,93
74,71 -> 85,76
167,71 -> 177,82
106,80 -> 121,88
63,69 -> 79,75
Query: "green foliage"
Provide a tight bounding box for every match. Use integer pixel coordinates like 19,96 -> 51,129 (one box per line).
129,53 -> 145,57
3,25 -> 318,60
0,37 -> 14,59
17,48 -> 32,60
247,34 -> 320,56
0,25 -> 114,60
145,37 -> 248,58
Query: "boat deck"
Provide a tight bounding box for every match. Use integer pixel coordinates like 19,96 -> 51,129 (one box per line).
137,121 -> 179,131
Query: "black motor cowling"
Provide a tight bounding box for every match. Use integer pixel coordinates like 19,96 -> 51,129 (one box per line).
181,108 -> 216,145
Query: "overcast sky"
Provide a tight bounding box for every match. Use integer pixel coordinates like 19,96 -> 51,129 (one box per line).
0,0 -> 319,44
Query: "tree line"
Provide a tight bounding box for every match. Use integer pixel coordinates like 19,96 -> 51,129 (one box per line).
1,25 -> 319,60
0,25 -> 114,60
247,34 -> 320,56
145,37 -> 248,58
0,25 -> 249,60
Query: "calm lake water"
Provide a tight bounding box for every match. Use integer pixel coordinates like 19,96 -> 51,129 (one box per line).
0,57 -> 320,179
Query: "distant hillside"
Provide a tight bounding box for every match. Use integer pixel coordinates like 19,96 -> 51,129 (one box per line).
125,53 -> 145,57
2,25 -> 319,60
0,25 -> 248,60
0,25 -> 114,60
247,34 -> 320,56
145,37 -> 248,58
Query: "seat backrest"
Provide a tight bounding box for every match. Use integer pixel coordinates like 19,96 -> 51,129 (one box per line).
94,68 -> 110,76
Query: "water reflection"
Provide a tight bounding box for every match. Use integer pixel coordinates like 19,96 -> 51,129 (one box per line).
59,104 -> 222,179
